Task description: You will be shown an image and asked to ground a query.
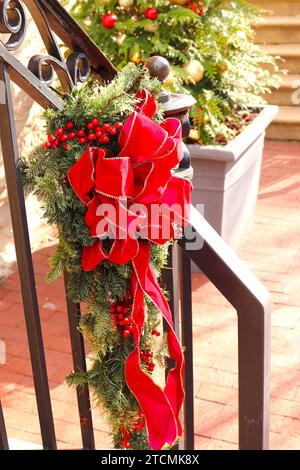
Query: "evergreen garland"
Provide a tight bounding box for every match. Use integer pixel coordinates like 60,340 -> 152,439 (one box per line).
21,64 -> 173,450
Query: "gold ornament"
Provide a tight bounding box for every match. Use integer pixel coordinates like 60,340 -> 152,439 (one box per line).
189,129 -> 200,141
184,60 -> 204,83
118,0 -> 134,6
170,0 -> 187,5
130,46 -> 142,64
144,21 -> 158,32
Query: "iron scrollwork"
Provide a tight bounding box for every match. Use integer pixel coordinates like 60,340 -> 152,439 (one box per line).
0,0 -> 90,94
0,0 -> 26,51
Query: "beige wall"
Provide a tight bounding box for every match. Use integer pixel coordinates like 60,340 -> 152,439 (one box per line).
0,18 -> 56,278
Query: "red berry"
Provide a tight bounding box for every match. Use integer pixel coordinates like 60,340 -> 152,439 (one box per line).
152,329 -> 160,336
117,313 -> 124,320
60,134 -> 68,142
123,430 -> 132,440
96,131 -> 103,138
91,118 -> 99,127
66,122 -> 74,130
48,134 -> 56,143
123,317 -> 130,325
79,137 -> 87,145
102,13 -> 118,29
146,351 -> 153,358
110,306 -> 115,314
102,135 -> 110,144
63,143 -> 69,150
114,122 -> 123,130
136,422 -> 145,431
44,142 -> 52,149
145,7 -> 158,20
77,130 -> 86,137
123,330 -> 130,338
116,305 -> 123,313
102,123 -> 110,132
95,126 -> 102,133
87,122 -> 94,130
127,325 -> 133,332
113,326 -> 118,332
123,308 -> 129,315
148,361 -> 155,369
88,133 -> 96,141
56,127 -> 64,137
108,127 -> 117,136
69,132 -> 77,140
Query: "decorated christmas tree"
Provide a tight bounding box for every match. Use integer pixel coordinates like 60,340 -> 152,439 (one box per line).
68,0 -> 280,144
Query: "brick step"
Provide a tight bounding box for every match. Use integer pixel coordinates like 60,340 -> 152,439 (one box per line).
255,16 -> 300,44
266,106 -> 300,140
265,74 -> 300,105
260,44 -> 300,74
250,0 -> 300,16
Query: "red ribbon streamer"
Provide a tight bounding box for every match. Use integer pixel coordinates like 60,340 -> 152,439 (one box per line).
68,90 -> 192,449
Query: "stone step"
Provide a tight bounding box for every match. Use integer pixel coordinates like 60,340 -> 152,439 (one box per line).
255,16 -> 300,43
266,106 -> 300,139
250,0 -> 300,16
265,74 -> 300,105
260,44 -> 300,74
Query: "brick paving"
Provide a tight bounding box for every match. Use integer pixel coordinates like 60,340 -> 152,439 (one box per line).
1,140 -> 300,450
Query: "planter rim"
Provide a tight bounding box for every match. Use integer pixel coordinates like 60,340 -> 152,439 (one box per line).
187,104 -> 278,163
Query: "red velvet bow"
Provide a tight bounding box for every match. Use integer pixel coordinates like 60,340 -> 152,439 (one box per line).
68,90 -> 192,450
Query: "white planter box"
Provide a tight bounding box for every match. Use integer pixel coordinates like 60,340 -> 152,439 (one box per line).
187,105 -> 278,248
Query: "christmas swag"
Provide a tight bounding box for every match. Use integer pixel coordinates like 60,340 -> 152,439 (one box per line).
21,64 -> 192,450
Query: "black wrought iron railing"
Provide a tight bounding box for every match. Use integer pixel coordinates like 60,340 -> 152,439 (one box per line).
0,0 -> 271,451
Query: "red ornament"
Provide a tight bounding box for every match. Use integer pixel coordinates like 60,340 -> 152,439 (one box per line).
102,13 -> 118,29
66,122 -> 74,130
145,7 -> 158,20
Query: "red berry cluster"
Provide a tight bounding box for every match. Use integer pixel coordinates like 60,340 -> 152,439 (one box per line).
120,411 -> 145,449
140,349 -> 156,373
44,119 -> 123,151
110,297 -> 133,339
186,0 -> 204,15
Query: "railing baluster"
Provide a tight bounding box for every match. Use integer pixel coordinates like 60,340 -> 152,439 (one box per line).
0,62 -> 57,449
179,247 -> 195,450
0,400 -> 9,450
64,273 -> 95,450
180,205 -> 271,450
